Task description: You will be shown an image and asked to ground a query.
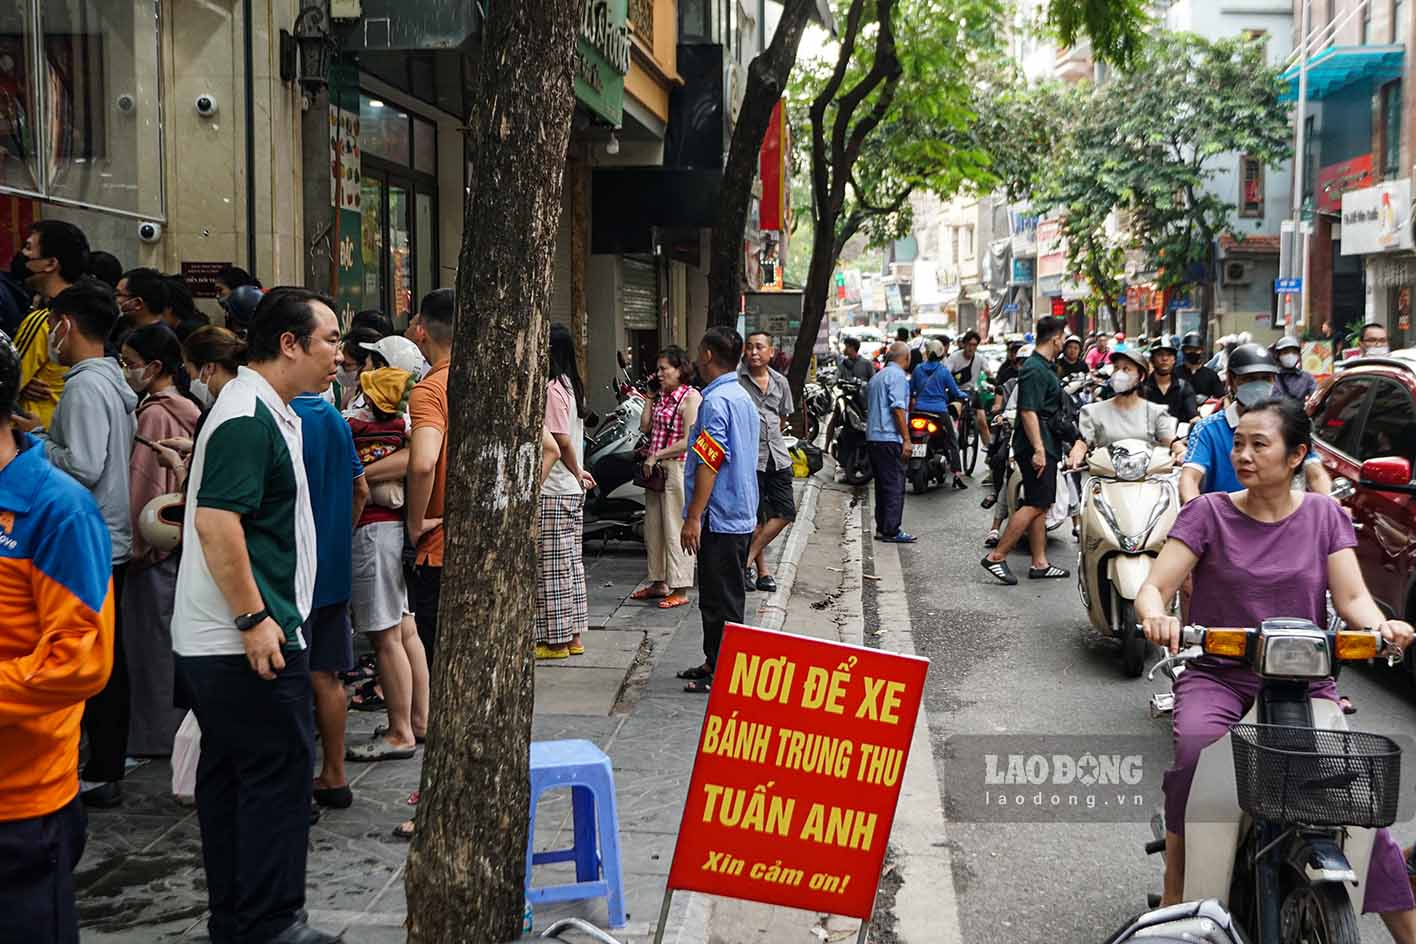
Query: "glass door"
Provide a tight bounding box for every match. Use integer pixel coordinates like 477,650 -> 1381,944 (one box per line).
389,182 -> 413,325
360,175 -> 385,314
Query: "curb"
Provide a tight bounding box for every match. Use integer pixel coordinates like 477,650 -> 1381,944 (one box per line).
754,473 -> 825,632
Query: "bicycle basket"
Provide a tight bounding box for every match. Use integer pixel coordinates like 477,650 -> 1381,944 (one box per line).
1229,723 -> 1401,828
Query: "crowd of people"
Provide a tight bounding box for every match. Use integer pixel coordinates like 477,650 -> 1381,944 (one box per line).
0,212 -> 792,944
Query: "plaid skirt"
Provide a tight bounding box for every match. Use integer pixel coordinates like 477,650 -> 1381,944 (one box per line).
535,492 -> 588,645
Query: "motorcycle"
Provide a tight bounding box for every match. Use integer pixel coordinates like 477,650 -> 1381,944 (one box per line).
906,405 -> 960,494
1104,899 -> 1247,944
1144,622 -> 1404,944
802,379 -> 832,444
825,377 -> 873,485
1077,438 -> 1181,677
583,353 -> 649,543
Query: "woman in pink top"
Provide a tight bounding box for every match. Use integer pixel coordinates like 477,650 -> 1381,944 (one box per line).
121,324 -> 202,755
1138,397 -> 1416,932
631,347 -> 702,608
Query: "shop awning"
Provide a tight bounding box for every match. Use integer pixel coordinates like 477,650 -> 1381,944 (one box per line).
1280,45 -> 1405,102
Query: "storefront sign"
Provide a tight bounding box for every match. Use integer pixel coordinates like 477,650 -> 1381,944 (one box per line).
1010,258 -> 1035,285
329,82 -> 366,323
1367,254 -> 1416,289
665,624 -> 928,919
180,262 -> 233,299
575,0 -> 631,126
1317,154 -> 1374,214
1010,209 -> 1038,257
1340,179 -> 1414,256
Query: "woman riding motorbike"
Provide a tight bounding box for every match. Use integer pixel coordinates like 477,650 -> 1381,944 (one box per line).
910,338 -> 968,490
1136,396 -> 1416,940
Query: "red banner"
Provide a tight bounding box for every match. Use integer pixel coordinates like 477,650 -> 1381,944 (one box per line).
759,100 -> 786,231
665,624 -> 929,918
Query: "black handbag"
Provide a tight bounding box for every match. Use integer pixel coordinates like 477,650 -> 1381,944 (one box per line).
633,447 -> 667,492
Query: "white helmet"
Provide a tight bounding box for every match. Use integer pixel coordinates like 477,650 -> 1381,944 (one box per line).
138,493 -> 185,553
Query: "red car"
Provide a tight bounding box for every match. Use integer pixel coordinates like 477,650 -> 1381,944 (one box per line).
1309,351 -> 1416,682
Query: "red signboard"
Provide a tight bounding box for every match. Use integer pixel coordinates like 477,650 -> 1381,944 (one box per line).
665,624 -> 929,918
1317,153 -> 1374,214
1050,296 -> 1066,318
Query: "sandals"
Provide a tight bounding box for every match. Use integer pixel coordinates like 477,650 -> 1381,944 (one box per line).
629,586 -> 668,601
349,680 -> 386,712
346,739 -> 418,763
534,644 -> 570,660
980,556 -> 1018,586
393,817 -> 415,841
980,495 -> 997,509
339,654 -> 377,686
683,678 -> 712,694
676,664 -> 712,681
374,724 -> 425,745
1027,565 -> 1070,580
313,783 -> 353,809
658,594 -> 690,609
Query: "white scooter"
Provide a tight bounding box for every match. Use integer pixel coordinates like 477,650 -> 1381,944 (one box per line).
1144,622 -> 1404,944
1076,439 -> 1181,677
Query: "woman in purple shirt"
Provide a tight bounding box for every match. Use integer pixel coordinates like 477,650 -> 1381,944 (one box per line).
1137,397 -> 1416,936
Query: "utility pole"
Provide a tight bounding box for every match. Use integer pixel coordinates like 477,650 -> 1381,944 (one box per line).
1288,0 -> 1311,332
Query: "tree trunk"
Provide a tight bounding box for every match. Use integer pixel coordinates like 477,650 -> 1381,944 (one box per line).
784,210 -> 841,402
706,0 -> 818,327
402,0 -> 578,937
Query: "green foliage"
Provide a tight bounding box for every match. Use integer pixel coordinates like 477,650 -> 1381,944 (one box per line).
1045,0 -> 1152,67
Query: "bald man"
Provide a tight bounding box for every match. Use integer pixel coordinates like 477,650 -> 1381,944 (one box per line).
865,342 -> 915,543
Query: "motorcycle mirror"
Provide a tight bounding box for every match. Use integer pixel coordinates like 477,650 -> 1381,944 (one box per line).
616,351 -> 628,369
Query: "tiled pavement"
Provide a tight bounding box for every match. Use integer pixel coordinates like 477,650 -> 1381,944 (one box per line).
77,491 -> 806,944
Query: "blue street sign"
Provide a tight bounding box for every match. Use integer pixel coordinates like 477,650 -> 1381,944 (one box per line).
1274,277 -> 1302,294
1002,303 -> 1019,314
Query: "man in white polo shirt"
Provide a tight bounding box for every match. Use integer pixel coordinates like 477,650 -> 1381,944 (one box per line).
172,287 -> 342,944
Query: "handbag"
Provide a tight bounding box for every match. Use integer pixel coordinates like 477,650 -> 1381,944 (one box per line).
633,447 -> 667,492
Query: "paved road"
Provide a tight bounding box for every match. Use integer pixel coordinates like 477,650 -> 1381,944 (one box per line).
874,478 -> 1416,943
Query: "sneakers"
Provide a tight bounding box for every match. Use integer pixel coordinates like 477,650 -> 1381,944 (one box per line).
980,556 -> 1018,585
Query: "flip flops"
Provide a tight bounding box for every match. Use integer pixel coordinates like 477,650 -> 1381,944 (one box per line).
980,556 -> 1017,585
629,586 -> 668,601
677,664 -> 711,681
683,678 -> 712,694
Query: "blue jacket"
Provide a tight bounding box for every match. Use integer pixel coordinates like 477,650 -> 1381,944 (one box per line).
910,360 -> 964,414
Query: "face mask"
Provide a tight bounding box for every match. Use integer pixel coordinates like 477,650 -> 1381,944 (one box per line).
1366,345 -> 1389,356
190,368 -> 214,408
124,364 -> 153,394
46,318 -> 67,362
1184,352 -> 1202,365
1279,353 -> 1299,369
1236,379 -> 1272,408
335,365 -> 360,390
1110,369 -> 1138,394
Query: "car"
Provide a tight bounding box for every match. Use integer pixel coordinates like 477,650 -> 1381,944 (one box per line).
1308,349 -> 1416,685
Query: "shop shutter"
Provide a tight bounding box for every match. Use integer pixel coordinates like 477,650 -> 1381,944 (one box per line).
622,257 -> 658,330
549,190 -> 573,325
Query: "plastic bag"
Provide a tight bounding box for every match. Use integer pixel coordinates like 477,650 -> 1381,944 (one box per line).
1045,467 -> 1070,530
171,710 -> 201,801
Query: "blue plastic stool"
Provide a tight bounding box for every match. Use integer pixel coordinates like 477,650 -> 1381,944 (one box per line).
525,739 -> 626,928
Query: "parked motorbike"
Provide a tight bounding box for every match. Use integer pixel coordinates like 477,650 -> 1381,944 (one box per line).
825,377 -> 873,485
906,406 -> 958,494
1077,438 -> 1180,677
1144,622 -> 1404,944
584,353 -> 648,543
802,380 -> 831,444
1103,899 -> 1247,944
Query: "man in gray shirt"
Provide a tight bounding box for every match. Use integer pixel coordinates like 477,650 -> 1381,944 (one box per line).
739,331 -> 796,592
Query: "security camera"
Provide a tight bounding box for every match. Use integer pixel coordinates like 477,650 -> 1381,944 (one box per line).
116,93 -> 135,115
137,221 -> 162,243
194,94 -> 218,117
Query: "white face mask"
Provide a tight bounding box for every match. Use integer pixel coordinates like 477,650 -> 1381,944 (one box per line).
1278,352 -> 1299,369
1366,344 -> 1390,356
1110,369 -> 1138,394
335,364 -> 360,389
46,318 -> 67,363
190,367 -> 214,408
124,364 -> 153,394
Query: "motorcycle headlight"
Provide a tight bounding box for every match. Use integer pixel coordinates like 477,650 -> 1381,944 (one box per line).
1259,633 -> 1332,679
1110,446 -> 1149,482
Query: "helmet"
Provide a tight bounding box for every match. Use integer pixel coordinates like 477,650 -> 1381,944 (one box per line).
1018,344 -> 1035,358
1227,342 -> 1279,377
1273,335 -> 1301,353
219,284 -> 263,330
138,492 -> 185,554
1150,336 -> 1178,355
1181,332 -> 1205,350
1110,348 -> 1150,375
924,339 -> 946,359
1064,334 -> 1082,346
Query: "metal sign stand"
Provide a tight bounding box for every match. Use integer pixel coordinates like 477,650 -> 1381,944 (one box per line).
649,886 -> 877,944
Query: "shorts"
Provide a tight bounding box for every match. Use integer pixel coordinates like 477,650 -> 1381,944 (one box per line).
1016,452 -> 1057,509
756,467 -> 796,524
305,602 -> 353,674
351,521 -> 411,634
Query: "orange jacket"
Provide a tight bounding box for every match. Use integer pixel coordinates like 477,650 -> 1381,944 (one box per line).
0,433 -> 114,821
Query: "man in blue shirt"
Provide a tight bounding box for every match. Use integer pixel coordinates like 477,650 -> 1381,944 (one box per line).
1180,343 -> 1330,501
678,326 -> 758,693
290,388 -> 368,808
866,341 -> 915,542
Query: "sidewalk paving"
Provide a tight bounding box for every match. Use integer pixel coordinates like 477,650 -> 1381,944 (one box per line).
77,481 -> 816,944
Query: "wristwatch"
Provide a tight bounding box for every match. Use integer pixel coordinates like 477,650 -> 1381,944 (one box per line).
234,609 -> 270,632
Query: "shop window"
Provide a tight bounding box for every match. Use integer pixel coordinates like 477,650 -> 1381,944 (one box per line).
413,118 -> 436,176
0,0 -> 164,220
360,95 -> 411,164
1239,155 -> 1264,217
1381,81 -> 1402,179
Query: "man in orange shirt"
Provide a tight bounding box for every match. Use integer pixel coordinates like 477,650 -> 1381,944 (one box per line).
0,334 -> 114,942
406,288 -> 452,661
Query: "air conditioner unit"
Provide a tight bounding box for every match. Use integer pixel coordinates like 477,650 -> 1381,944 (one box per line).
1223,260 -> 1252,286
